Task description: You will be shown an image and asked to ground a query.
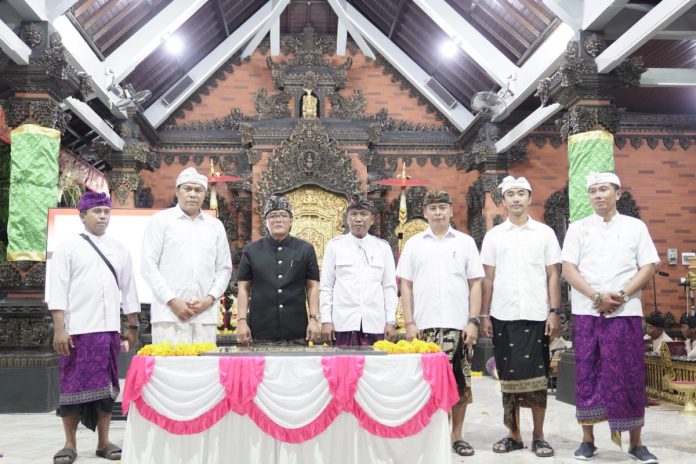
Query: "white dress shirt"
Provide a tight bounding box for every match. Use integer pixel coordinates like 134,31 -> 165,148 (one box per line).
481,217 -> 561,321
646,331 -> 673,353
141,206 -> 232,325
48,230 -> 140,335
396,226 -> 484,330
561,213 -> 659,317
320,233 -> 397,333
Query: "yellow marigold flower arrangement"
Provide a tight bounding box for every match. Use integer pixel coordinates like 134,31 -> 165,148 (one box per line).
137,342 -> 217,356
373,339 -> 440,354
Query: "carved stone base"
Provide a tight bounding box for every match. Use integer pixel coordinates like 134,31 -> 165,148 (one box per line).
556,349 -> 577,406
0,351 -> 59,412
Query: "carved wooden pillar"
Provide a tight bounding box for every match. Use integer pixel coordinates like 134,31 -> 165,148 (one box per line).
0,22 -> 89,412
536,32 -> 645,222
104,105 -> 148,207
463,120 -> 528,247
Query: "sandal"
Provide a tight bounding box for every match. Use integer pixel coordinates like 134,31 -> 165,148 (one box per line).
95,443 -> 122,461
492,436 -> 524,453
451,439 -> 475,456
532,439 -> 555,457
53,447 -> 77,464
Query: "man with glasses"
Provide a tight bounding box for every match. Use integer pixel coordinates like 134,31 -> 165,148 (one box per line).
320,195 -> 397,346
396,190 -> 484,457
236,195 -> 321,345
142,167 -> 232,344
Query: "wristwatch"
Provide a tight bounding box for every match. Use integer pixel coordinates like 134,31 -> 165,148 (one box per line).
618,290 -> 630,303
309,314 -> 320,322
467,316 -> 480,326
549,307 -> 562,315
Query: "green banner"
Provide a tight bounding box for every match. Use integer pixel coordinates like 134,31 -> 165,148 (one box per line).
567,130 -> 615,222
6,124 -> 60,261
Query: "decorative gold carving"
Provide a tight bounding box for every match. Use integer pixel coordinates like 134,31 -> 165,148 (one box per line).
396,218 -> 428,247
301,89 -> 318,119
255,119 -> 361,223
644,346 -> 696,414
285,187 -> 346,266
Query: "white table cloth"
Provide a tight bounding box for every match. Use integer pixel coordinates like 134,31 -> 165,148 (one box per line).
122,353 -> 458,463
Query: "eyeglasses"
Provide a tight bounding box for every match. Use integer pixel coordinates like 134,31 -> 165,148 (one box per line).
267,213 -> 291,220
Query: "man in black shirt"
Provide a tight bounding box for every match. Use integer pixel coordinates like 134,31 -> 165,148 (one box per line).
236,195 -> 321,344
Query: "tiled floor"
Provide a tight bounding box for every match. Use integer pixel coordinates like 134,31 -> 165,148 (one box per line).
1,376 -> 694,464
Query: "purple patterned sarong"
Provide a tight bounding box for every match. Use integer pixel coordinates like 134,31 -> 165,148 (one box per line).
59,331 -> 120,406
574,315 -> 645,431
333,330 -> 384,347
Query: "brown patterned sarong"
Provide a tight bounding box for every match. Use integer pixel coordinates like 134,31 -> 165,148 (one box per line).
420,327 -> 472,405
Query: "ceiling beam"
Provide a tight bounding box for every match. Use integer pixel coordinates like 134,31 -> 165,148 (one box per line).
412,0 -> 518,88
144,2 -> 284,128
62,97 -> 125,151
6,0 -> 46,21
103,0 -> 207,82
326,0 -> 374,60
582,0 -> 629,30
46,0 -> 79,21
342,3 -> 474,131
52,15 -> 126,119
595,0 -> 696,73
542,0 -> 582,30
242,0 -> 289,59
0,19 -> 31,64
336,19 -> 347,56
270,16 -> 280,56
640,68 -> 696,86
495,103 -> 563,153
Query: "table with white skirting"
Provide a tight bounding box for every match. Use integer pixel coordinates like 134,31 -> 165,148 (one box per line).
121,352 -> 458,464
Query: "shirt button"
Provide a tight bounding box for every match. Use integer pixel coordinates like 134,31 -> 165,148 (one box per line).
278,274 -> 283,278
278,247 -> 282,251
279,304 -> 284,309
278,260 -> 282,264
278,289 -> 282,293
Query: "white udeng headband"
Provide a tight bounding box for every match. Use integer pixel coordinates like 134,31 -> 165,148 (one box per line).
586,172 -> 620,189
176,167 -> 208,190
498,175 -> 532,194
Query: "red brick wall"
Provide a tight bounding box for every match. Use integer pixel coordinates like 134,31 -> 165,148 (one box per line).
171,50 -> 446,125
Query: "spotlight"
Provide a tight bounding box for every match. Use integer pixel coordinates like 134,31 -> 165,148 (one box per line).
165,35 -> 183,55
441,39 -> 458,58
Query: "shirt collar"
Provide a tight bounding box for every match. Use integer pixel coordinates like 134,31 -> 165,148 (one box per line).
592,212 -> 621,225
266,234 -> 292,247
349,233 -> 370,247
175,204 -> 204,221
501,216 -> 538,231
423,226 -> 456,239
82,229 -> 105,242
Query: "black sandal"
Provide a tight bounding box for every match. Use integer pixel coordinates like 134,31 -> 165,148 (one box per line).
53,447 -> 77,464
532,439 -> 555,457
451,439 -> 475,456
492,436 -> 524,453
